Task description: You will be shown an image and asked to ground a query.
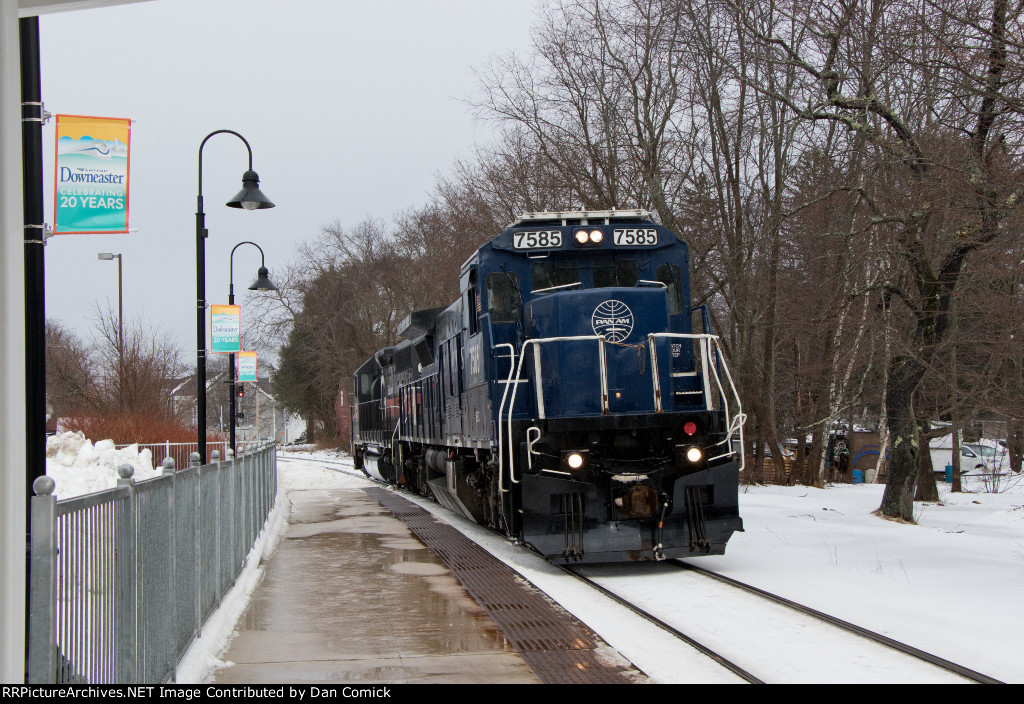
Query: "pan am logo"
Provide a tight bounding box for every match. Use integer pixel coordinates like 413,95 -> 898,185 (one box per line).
592,300 -> 634,343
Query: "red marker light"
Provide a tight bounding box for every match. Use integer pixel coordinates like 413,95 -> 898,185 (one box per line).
684,421 -> 697,436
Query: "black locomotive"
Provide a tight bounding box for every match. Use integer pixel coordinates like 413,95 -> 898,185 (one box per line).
350,210 -> 746,563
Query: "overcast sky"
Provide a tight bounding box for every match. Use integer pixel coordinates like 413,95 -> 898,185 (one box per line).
38,0 -> 539,365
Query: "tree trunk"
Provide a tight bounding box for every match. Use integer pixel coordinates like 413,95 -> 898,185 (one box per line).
914,431 -> 939,502
879,359 -> 923,520
1008,419 -> 1023,474
305,411 -> 316,443
951,422 -> 962,493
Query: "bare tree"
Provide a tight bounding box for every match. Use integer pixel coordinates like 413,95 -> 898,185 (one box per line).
735,0 -> 1024,518
45,320 -> 95,426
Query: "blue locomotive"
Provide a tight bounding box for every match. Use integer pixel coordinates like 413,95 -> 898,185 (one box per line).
351,210 -> 745,563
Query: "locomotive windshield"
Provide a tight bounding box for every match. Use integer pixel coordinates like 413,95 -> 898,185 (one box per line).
531,261 -> 580,292
593,257 -> 639,288
530,256 -> 646,292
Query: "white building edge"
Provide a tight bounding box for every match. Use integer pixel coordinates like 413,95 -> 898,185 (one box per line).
0,0 -> 150,682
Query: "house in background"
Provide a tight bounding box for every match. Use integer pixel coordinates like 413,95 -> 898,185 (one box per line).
169,370 -> 302,445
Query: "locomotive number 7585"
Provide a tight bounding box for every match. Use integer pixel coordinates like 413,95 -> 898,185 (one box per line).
514,230 -> 563,249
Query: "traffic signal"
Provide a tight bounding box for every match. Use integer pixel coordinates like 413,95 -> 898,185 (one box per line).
237,385 -> 245,398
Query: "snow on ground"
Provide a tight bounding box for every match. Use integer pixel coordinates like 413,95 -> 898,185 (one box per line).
47,436 -> 1023,683
190,449 -> 1023,683
386,467 -> 1024,683
45,431 -> 160,498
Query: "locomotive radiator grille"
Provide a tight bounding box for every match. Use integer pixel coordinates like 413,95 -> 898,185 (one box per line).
366,487 -> 637,684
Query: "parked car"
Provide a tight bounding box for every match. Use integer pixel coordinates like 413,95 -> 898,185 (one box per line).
929,435 -> 1005,475
963,442 -> 1009,473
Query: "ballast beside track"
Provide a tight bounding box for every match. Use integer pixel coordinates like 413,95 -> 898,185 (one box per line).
363,486 -> 639,684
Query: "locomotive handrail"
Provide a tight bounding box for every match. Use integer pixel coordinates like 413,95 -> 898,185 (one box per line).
648,333 -> 746,470
505,335 -> 609,487
532,281 -> 583,295
502,332 -> 746,483
494,343 -> 518,497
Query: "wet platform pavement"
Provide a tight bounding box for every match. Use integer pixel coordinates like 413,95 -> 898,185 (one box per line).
209,486 -> 543,684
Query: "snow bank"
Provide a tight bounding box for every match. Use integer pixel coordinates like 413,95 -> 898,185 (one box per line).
44,431 -> 160,499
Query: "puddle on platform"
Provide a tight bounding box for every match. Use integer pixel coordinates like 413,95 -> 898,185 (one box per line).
388,562 -> 448,576
238,488 -> 516,658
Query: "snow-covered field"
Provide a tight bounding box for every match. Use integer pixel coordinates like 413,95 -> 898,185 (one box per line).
44,438 -> 1024,683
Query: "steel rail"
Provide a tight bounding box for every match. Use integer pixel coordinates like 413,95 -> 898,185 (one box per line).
275,454 -> 370,481
561,566 -> 763,684
674,561 -> 1003,684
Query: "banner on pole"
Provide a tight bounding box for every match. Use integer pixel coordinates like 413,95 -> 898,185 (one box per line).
53,114 -> 131,234
238,351 -> 257,382
210,305 -> 240,353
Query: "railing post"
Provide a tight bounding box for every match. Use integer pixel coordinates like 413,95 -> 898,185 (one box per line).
115,464 -> 136,683
28,476 -> 57,683
648,334 -> 662,412
199,451 -> 218,636
161,457 -> 177,682
214,450 -> 224,605
226,448 -> 236,585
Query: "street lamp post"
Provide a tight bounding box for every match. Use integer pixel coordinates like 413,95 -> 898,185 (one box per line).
196,130 -> 274,462
97,253 -> 123,392
228,241 -> 276,456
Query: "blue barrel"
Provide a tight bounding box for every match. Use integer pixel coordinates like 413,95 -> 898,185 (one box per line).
945,465 -> 953,483
852,469 -> 864,484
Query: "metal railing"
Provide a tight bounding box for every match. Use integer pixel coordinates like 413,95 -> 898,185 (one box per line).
113,441 -> 268,471
28,442 -> 278,683
114,441 -> 230,470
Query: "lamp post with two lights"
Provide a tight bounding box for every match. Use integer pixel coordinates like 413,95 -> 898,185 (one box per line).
227,241 -> 276,456
196,130 -> 274,461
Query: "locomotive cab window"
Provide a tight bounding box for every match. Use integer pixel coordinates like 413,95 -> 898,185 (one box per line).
593,257 -> 639,288
357,371 -> 374,402
531,261 -> 580,292
465,270 -> 481,335
486,272 -> 522,323
656,263 -> 684,314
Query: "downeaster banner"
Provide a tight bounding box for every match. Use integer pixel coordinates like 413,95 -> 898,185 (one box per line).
238,351 -> 257,382
53,114 -> 131,234
210,305 -> 241,353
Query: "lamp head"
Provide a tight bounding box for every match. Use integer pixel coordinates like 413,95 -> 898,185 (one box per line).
248,266 -> 277,291
227,170 -> 275,211
98,252 -> 114,260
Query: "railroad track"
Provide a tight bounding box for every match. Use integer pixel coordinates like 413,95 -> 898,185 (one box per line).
671,561 -> 1002,684
562,565 -> 762,683
565,562 -> 1003,684
274,454 -> 1004,684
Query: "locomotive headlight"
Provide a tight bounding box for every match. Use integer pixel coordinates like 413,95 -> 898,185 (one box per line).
574,229 -> 602,247
567,452 -> 585,470
686,447 -> 703,463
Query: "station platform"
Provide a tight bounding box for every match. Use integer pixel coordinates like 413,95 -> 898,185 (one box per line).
208,483 -> 640,685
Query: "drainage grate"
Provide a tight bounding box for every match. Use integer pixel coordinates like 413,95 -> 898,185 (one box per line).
365,487 -> 637,684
